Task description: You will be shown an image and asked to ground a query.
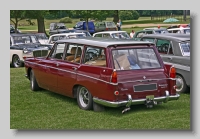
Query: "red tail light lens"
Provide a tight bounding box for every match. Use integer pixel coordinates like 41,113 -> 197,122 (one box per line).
169,66 -> 176,78
23,56 -> 26,60
106,28 -> 108,31
111,71 -> 117,83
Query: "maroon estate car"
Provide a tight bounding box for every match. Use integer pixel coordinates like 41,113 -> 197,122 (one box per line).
24,38 -> 180,113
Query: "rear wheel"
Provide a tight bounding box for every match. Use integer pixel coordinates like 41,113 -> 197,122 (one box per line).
176,74 -> 188,94
30,70 -> 40,91
77,86 -> 93,110
12,55 -> 23,68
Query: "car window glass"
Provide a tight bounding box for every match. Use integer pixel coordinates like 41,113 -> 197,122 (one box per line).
31,36 -> 38,43
49,43 -> 66,59
136,32 -> 144,38
84,46 -> 106,67
22,36 -> 31,44
179,42 -> 190,56
106,22 -> 115,27
146,31 -> 153,35
65,44 -> 83,63
141,38 -> 155,43
112,48 -> 160,70
156,39 -> 171,54
94,34 -> 102,37
102,34 -> 111,38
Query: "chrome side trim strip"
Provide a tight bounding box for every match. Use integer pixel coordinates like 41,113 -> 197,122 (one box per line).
25,61 -> 118,85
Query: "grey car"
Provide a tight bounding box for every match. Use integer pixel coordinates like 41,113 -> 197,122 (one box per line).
49,23 -> 69,36
133,28 -> 169,41
94,21 -> 117,33
140,34 -> 190,94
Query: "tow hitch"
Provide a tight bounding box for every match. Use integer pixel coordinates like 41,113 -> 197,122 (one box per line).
122,94 -> 132,114
145,95 -> 157,108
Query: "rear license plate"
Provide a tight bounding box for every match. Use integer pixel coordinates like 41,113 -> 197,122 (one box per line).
146,95 -> 154,99
133,83 -> 157,92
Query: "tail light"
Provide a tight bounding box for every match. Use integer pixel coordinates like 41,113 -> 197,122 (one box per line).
169,66 -> 176,78
111,70 -> 117,83
23,56 -> 26,60
106,28 -> 108,31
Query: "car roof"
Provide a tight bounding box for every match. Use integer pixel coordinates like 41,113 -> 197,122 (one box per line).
142,34 -> 190,41
94,31 -> 127,34
167,27 -> 190,30
10,33 -> 37,37
57,37 -> 154,48
50,32 -> 85,37
143,28 -> 167,30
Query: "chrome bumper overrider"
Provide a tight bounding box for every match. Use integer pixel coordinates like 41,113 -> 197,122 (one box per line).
93,91 -> 180,108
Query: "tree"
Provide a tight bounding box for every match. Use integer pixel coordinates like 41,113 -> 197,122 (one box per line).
113,10 -> 119,23
25,10 -> 50,36
10,10 -> 26,33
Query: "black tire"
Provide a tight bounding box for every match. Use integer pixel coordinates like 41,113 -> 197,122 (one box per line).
12,55 -> 23,68
30,70 -> 40,91
176,74 -> 188,94
77,86 -> 93,110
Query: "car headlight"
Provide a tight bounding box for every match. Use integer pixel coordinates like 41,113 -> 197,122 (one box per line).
23,48 -> 31,54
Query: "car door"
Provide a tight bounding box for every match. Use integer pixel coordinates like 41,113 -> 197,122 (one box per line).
95,22 -> 101,32
38,43 -> 66,92
56,43 -> 84,96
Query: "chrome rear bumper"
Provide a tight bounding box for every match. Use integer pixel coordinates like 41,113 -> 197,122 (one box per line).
93,91 -> 180,108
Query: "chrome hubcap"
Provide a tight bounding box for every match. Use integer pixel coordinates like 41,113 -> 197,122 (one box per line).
176,76 -> 183,92
79,87 -> 89,108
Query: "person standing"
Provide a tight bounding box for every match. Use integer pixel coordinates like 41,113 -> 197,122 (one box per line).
116,20 -> 121,31
130,30 -> 135,38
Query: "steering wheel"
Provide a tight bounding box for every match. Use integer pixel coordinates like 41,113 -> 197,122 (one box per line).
161,43 -> 169,53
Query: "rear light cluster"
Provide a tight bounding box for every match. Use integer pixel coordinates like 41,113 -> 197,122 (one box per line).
111,70 -> 117,83
169,66 -> 176,78
106,28 -> 108,31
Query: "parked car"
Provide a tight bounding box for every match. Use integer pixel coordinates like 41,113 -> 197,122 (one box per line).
24,37 -> 180,113
34,33 -> 49,44
93,31 -> 130,39
10,24 -> 21,33
65,29 -> 92,36
94,21 -> 117,33
167,24 -> 190,29
132,28 -> 169,41
73,21 -> 95,35
167,27 -> 190,34
47,33 -> 87,47
10,33 -> 52,68
140,34 -> 190,93
49,23 -> 69,36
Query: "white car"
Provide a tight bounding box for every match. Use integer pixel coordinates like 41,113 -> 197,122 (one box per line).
10,33 -> 51,68
34,33 -> 49,44
48,33 -> 87,47
167,27 -> 190,34
93,31 -> 130,39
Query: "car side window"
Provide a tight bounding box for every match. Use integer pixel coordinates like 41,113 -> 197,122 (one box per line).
84,46 -> 106,67
65,44 -> 83,63
49,43 -> 66,59
94,34 -> 102,37
141,38 -> 155,43
102,34 -> 111,38
136,32 -> 144,38
156,39 -> 172,54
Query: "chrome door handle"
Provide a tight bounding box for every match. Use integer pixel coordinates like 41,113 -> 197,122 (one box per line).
56,63 -> 59,66
72,67 -> 77,71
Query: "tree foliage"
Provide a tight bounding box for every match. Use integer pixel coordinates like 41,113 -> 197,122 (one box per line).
10,10 -> 26,33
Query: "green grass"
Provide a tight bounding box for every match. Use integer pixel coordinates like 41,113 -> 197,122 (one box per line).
10,67 -> 190,129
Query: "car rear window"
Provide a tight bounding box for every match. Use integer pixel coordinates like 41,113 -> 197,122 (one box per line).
106,22 -> 115,27
179,42 -> 190,56
112,48 -> 161,70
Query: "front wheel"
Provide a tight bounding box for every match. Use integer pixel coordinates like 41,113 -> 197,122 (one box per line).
77,86 -> 93,110
12,55 -> 23,68
30,70 -> 40,91
176,74 -> 188,94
